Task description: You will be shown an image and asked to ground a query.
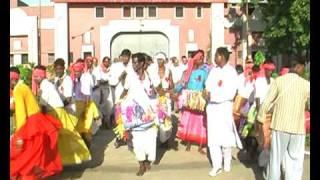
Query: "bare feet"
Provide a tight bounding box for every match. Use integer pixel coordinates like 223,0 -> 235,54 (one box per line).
136,163 -> 146,176
198,148 -> 206,155
144,160 -> 151,171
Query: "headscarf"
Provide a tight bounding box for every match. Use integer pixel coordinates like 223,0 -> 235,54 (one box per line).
69,61 -> 85,81
279,67 -> 290,76
84,56 -> 94,72
31,68 -> 46,95
257,62 -> 276,79
262,63 -> 276,71
183,51 -> 203,83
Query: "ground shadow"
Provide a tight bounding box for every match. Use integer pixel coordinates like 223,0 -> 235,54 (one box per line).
47,128 -> 115,180
237,141 -> 264,180
153,114 -> 179,165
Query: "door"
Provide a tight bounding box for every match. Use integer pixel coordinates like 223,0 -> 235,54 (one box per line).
111,32 -> 169,61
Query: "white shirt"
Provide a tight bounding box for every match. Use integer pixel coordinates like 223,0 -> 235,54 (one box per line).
54,74 -> 73,100
108,62 -> 131,86
205,64 -> 238,103
92,65 -> 111,84
124,71 -> 154,111
170,64 -> 185,84
73,73 -> 94,101
254,77 -> 274,104
237,73 -> 255,99
181,63 -> 188,72
40,79 -> 64,108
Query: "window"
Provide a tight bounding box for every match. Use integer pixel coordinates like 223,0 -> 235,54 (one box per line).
187,51 -> 197,58
175,6 -> 184,18
196,6 -> 202,18
148,6 -> 157,18
123,6 -> 132,18
10,54 -> 14,66
48,53 -> 55,64
21,54 -> 28,64
83,52 -> 92,59
95,7 -> 104,18
135,7 -> 144,18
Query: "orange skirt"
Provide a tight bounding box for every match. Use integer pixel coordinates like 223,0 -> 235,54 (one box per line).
10,113 -> 63,179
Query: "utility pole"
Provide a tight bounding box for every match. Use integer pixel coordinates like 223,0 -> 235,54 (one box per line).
38,0 -> 42,65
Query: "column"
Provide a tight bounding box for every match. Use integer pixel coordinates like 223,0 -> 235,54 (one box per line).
211,2 -> 225,63
54,3 -> 68,66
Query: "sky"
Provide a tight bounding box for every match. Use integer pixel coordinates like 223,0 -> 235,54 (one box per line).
20,0 -> 52,6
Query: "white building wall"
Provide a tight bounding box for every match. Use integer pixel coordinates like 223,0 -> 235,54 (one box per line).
211,3 -> 225,61
10,8 -> 38,65
54,3 -> 68,65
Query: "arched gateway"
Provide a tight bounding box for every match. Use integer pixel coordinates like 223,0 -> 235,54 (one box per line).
100,20 -> 179,60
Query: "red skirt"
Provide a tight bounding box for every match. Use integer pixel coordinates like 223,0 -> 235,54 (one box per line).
10,113 -> 63,179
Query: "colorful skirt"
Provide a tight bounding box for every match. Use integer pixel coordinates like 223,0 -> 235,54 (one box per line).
75,100 -> 100,134
49,108 -> 91,165
10,113 -> 63,179
177,109 -> 207,145
113,104 -> 129,141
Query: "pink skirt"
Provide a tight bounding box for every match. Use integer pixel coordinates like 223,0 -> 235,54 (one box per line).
176,109 -> 207,145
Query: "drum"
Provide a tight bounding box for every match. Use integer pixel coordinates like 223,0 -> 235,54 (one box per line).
232,95 -> 247,129
181,89 -> 206,112
256,113 -> 272,149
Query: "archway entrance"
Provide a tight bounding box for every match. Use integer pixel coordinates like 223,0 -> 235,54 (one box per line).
111,32 -> 169,60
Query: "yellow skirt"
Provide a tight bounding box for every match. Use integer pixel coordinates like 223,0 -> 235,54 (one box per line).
75,100 -> 100,134
49,108 -> 91,165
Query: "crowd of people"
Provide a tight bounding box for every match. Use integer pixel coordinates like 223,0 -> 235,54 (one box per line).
10,47 -> 309,179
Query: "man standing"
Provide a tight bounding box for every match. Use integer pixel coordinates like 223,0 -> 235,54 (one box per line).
70,60 -> 100,148
257,58 -> 310,180
181,55 -> 188,71
205,47 -> 242,176
92,56 -> 113,128
53,58 -> 74,113
108,49 -> 132,148
109,49 -> 132,105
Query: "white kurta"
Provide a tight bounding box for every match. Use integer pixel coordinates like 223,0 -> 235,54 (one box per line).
54,74 -> 73,100
254,77 -> 274,105
123,71 -> 158,161
92,66 -> 113,121
237,73 -> 255,100
40,79 -> 64,109
54,74 -> 75,113
205,64 -> 242,149
170,64 -> 185,84
108,62 -> 132,103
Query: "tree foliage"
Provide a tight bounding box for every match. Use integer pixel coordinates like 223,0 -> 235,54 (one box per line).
260,0 -> 310,57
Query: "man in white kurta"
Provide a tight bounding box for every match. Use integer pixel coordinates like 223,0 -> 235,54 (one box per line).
53,59 -> 75,114
205,47 -> 242,177
108,49 -> 132,104
92,58 -> 113,128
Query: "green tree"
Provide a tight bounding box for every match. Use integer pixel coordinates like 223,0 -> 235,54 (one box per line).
260,0 -> 310,58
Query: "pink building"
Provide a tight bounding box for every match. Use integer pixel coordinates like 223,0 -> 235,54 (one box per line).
11,0 -> 275,67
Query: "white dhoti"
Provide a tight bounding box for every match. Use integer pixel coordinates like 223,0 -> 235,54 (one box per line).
207,101 -> 242,171
131,127 -> 158,161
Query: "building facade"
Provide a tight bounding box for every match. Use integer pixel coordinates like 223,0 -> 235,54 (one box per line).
10,0 -> 269,67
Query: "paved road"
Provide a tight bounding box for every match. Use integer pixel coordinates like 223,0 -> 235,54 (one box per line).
48,129 -> 310,180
